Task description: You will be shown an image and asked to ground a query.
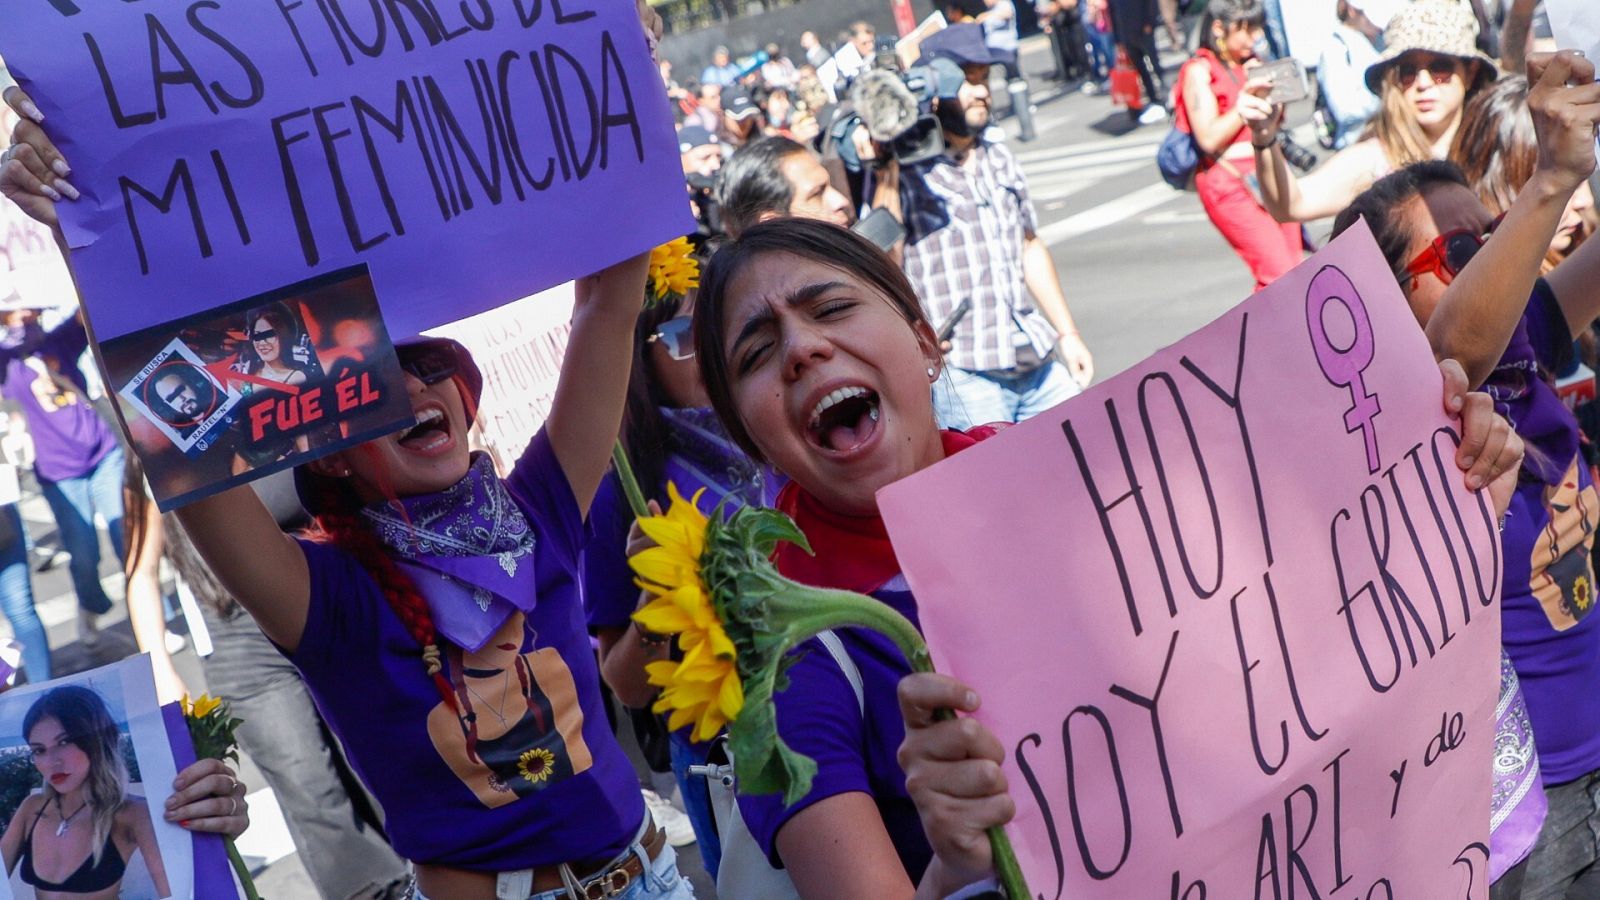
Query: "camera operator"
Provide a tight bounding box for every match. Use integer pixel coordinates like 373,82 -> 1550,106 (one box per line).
679,124 -> 725,236
716,136 -> 854,238
873,24 -> 1094,428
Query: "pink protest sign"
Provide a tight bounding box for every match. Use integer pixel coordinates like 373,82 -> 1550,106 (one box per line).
879,223 -> 1502,898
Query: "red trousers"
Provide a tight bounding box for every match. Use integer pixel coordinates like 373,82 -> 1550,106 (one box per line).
1196,156 -> 1304,291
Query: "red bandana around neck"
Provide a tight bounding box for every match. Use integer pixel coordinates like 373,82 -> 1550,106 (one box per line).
773,425 -> 1005,594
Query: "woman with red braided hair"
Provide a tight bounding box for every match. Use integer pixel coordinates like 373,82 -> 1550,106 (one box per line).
0,4 -> 700,897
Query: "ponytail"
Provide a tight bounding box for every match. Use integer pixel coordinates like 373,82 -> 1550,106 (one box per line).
311,500 -> 458,711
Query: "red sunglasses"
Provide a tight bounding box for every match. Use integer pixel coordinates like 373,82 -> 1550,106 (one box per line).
1401,214 -> 1504,292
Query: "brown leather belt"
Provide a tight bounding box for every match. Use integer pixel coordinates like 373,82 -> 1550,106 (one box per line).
530,819 -> 666,897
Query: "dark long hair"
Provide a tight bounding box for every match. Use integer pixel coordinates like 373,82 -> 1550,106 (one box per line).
621,294 -> 689,507
693,218 -> 933,462
1331,159 -> 1471,276
236,302 -> 303,375
24,686 -> 126,865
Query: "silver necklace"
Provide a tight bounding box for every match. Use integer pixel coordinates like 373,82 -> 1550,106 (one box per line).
54,797 -> 87,837
465,668 -> 512,728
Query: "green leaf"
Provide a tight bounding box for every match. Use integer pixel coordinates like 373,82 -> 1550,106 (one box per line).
727,676 -> 818,806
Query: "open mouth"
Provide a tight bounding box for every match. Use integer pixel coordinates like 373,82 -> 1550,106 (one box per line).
397,406 -> 451,452
806,386 -> 881,453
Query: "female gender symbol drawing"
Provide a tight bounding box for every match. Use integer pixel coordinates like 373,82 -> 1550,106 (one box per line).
1306,266 -> 1382,474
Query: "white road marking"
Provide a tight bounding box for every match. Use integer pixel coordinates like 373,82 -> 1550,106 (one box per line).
1036,183 -> 1183,245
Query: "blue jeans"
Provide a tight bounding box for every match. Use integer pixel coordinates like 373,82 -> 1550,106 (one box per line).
933,359 -> 1082,430
202,606 -> 407,899
669,731 -> 721,877
1263,0 -> 1289,60
37,447 -> 125,616
0,503 -> 48,680
1083,19 -> 1114,80
414,843 -> 694,900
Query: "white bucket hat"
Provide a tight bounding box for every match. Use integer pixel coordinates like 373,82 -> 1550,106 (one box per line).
1364,0 -> 1500,94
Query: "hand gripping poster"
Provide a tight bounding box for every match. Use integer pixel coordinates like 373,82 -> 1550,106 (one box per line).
0,655 -> 234,900
879,225 -> 1503,898
0,1 -> 690,507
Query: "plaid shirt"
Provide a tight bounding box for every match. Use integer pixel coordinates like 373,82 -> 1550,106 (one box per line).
899,140 -> 1057,373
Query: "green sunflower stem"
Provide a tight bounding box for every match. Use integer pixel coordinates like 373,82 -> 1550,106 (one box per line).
772,588 -> 1031,900
612,440 -> 651,520
227,838 -> 262,900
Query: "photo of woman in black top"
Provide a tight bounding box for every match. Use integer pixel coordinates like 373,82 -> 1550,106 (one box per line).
0,685 -> 170,899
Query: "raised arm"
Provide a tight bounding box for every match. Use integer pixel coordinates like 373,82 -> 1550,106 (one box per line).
1183,65 -> 1258,156
1545,202 -> 1600,341
1427,52 -> 1600,386
0,86 -> 315,652
175,489 -> 310,651
543,252 -> 650,519
536,0 -> 662,519
1238,86 -> 1378,222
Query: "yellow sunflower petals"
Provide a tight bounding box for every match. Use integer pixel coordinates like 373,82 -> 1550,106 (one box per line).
633,601 -> 695,637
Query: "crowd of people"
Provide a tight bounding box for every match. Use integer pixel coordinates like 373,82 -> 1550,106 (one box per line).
0,0 -> 1591,898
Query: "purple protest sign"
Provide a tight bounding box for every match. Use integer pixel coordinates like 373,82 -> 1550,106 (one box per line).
0,1 -> 691,342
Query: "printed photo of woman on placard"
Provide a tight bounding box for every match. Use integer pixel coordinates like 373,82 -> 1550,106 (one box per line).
0,685 -> 170,899
227,302 -> 325,475
230,303 -> 317,390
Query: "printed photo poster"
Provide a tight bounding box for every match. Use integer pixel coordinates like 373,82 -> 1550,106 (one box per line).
427,283 -> 575,473
879,224 -> 1502,897
0,655 -> 229,899
101,264 -> 413,510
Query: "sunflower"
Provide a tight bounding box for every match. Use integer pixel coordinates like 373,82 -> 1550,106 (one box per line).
517,747 -> 557,784
631,485 -> 744,743
621,473 -> 1032,898
647,236 -> 700,304
184,694 -> 223,718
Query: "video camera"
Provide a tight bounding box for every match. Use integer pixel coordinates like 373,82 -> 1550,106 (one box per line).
828,58 -> 953,170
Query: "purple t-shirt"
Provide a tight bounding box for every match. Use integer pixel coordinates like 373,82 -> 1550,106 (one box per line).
1488,281 -> 1600,786
0,320 -> 117,483
736,577 -> 933,881
288,431 -> 645,869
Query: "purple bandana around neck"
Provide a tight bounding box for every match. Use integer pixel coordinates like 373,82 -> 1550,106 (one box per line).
362,453 -> 537,652
1491,651 -> 1547,880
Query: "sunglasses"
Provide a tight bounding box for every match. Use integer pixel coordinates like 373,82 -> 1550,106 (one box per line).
1402,214 -> 1504,292
648,316 -> 695,360
398,341 -> 460,385
1395,56 -> 1461,89
160,383 -> 191,406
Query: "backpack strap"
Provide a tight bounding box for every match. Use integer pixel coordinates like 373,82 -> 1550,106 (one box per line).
816,629 -> 866,715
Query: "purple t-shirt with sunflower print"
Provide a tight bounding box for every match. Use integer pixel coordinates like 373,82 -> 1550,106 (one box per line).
1490,281 -> 1600,786
286,431 -> 645,870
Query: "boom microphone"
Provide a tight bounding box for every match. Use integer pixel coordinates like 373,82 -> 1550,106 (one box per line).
852,69 -> 921,143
